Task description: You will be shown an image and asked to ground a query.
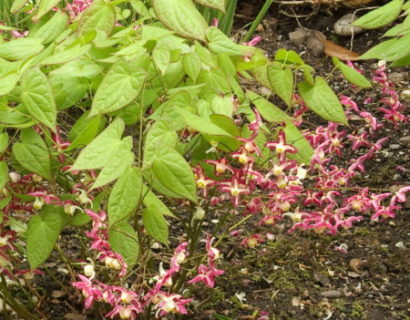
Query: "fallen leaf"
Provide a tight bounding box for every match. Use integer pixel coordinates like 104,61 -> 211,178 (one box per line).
349,258 -> 364,273
323,40 -> 360,60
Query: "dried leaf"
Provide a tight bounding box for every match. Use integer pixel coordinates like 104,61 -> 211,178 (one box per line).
323,40 -> 360,61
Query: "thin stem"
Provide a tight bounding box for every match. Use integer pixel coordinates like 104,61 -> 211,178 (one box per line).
243,0 -> 274,42
55,244 -> 77,282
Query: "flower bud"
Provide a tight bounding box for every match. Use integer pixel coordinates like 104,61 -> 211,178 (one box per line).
33,198 -> 44,210
105,257 -> 121,270
119,307 -> 132,319
193,207 -> 205,220
32,174 -> 43,183
83,264 -> 95,278
9,172 -> 20,183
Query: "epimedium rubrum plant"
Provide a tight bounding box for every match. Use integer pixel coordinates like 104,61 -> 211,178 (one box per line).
0,0 -> 409,319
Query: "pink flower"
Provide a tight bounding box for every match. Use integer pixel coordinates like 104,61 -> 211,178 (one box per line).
266,130 -> 297,161
390,186 -> 410,206
206,158 -> 234,176
188,264 -> 224,288
219,177 -> 250,207
153,293 -> 192,316
72,275 -> 103,309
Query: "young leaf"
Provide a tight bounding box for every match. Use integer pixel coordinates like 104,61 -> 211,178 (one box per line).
143,206 -> 169,244
152,45 -> 171,75
332,57 -> 371,89
11,0 -> 30,13
78,1 -> 116,37
40,44 -> 91,65
152,147 -> 197,203
0,161 -> 8,190
194,0 -> 225,12
207,27 -> 243,56
182,52 -> 202,82
21,67 -> 57,130
153,0 -> 209,41
267,64 -> 294,107
67,115 -> 105,151
247,91 -> 292,123
109,221 -> 139,268
353,0 -> 403,29
0,38 -> 44,61
91,137 -> 134,189
13,132 -> 51,180
298,77 -> 348,125
283,122 -> 314,164
30,10 -> 68,44
0,132 -> 9,154
33,0 -> 62,21
108,167 -> 143,225
26,205 -> 67,269
359,34 -> 410,61
90,60 -> 146,116
71,118 -> 124,170
142,186 -> 176,217
143,121 -> 178,166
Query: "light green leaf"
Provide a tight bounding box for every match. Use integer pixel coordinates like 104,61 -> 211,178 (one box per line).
152,147 -> 197,202
13,131 -> 51,180
143,121 -> 178,166
182,52 -> 202,82
91,137 -> 134,189
21,67 -> 57,130
283,122 -> 314,164
33,0 -> 62,21
108,167 -> 143,225
194,0 -> 225,12
40,44 -> 91,65
0,161 -> 8,190
71,118 -> 125,171
153,0 -> 209,41
26,205 -> 67,269
211,95 -> 234,117
49,75 -> 89,110
153,46 -> 171,75
0,133 -> 8,154
0,70 -> 20,96
359,34 -> 410,61
298,76 -> 348,125
90,59 -> 146,116
207,27 -> 243,55
142,185 -> 175,217
78,1 -> 116,37
67,115 -> 105,151
143,206 -> 169,244
11,0 -> 30,13
383,15 -> 410,37
109,221 -> 139,268
247,91 -> 292,123
332,57 -> 371,89
30,11 -> 68,44
0,38 -> 44,61
353,0 -> 403,29
267,64 -> 294,106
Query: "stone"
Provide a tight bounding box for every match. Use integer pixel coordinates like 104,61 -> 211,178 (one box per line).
289,29 -> 309,45
388,72 -> 404,82
334,14 -> 364,36
399,136 -> 410,145
306,35 -> 324,56
321,290 -> 342,298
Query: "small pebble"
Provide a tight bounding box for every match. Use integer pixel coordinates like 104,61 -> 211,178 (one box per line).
334,14 -> 364,36
388,72 -> 404,82
395,241 -> 406,249
399,136 -> 410,145
321,290 -> 342,298
389,144 -> 400,150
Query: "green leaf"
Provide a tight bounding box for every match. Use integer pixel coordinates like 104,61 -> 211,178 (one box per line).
30,11 -> 68,44
91,137 -> 134,189
143,121 -> 178,166
0,70 -> 20,96
0,132 -> 9,154
143,206 -> 169,244
153,45 -> 171,75
108,167 -> 143,225
67,115 -> 105,151
207,27 -> 243,55
0,161 -> 8,190
359,34 -> 410,61
210,114 -> 240,136
40,44 -> 91,65
247,91 -> 292,123
109,221 -> 139,268
26,205 -> 67,269
298,76 -> 348,125
283,122 -> 314,164
383,15 -> 410,37
78,1 -> 116,38
332,57 -> 371,89
49,75 -> 89,110
90,59 -> 146,116
152,147 -> 197,202
194,0 -> 225,11
21,67 -> 57,130
11,0 -> 30,13
211,95 -> 234,117
71,118 -> 125,170
267,64 -> 294,106
33,0 -> 62,21
182,52 -> 202,82
0,38 -> 44,61
153,0 -> 209,41
353,0 -> 403,29
142,186 -> 175,217
13,130 -> 51,179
